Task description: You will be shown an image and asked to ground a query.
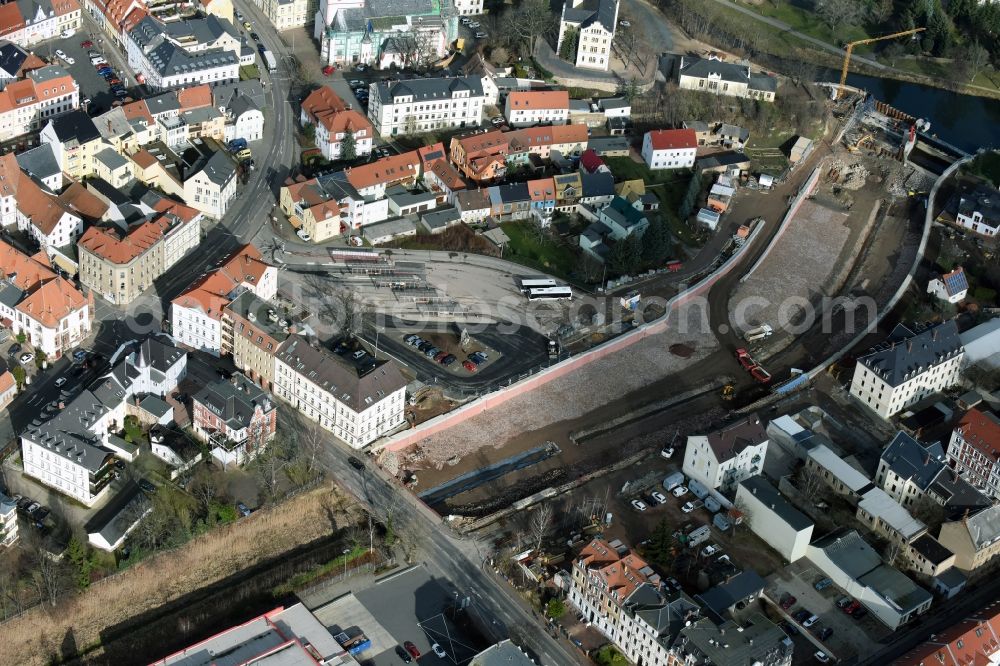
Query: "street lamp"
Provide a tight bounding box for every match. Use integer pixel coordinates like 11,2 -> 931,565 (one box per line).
343,547 -> 350,579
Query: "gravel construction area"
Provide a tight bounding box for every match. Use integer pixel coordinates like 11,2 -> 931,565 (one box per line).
731,199 -> 852,331
386,304 -> 719,477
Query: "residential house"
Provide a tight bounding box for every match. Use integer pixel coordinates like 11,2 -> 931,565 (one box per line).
598,96 -> 630,118
956,186 -> 1000,237
615,179 -> 659,212
184,150 -> 237,218
596,195 -> 648,239
280,175 -> 349,242
641,128 -> 697,171
506,123 -> 588,163
15,143 -> 62,192
40,110 -> 106,180
93,147 -> 134,188
683,120 -> 712,146
454,187 -> 490,224
487,182 -> 530,221
893,601 -> 1000,666
805,443 -> 874,499
694,570 -> 766,623
419,142 -> 466,204
222,289 -> 292,390
526,176 -> 556,225
579,148 -> 609,174
676,54 -> 777,102
503,90 -> 570,127
682,415 -> 768,493
344,149 -> 420,199
193,372 -> 277,467
807,529 -> 933,630
850,321 -> 965,419
171,243 -> 276,355
21,336 -> 185,506
78,203 -> 201,305
927,267 -> 969,304
148,604 -> 347,665
715,123 -> 750,148
272,335 -> 407,449
3,155 -> 84,251
938,505 -> 1000,572
553,171 -> 582,212
0,65 -> 78,142
368,76 -> 486,138
249,0 -> 312,30
877,430 -> 991,516
212,80 -> 265,143
855,487 -> 927,545
301,85 -> 373,161
0,41 -> 46,88
948,408 -> 1000,500
0,492 -> 17,547
0,237 -> 92,359
669,612 -> 792,666
0,368 -> 16,409
85,482 -> 151,551
0,0 -> 82,49
556,0 -> 619,72
736,476 -> 813,562
585,135 -> 630,156
579,171 -> 614,206
450,129 -> 507,184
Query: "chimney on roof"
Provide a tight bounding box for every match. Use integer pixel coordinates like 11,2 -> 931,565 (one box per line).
907,341 -> 912,353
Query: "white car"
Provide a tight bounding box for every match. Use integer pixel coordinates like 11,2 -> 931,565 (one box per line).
296,229 -> 312,242
814,652 -> 830,664
349,79 -> 365,87
649,491 -> 667,505
619,19 -> 630,27
630,499 -> 647,512
61,29 -> 75,38
432,644 -> 447,659
671,485 -> 688,498
700,544 -> 720,558
474,31 -> 487,39
468,21 -> 480,28
64,55 -> 75,65
55,49 -> 68,60
660,446 -> 674,459
802,615 -> 820,628
681,501 -> 697,513
54,377 -> 67,388
19,352 -> 34,364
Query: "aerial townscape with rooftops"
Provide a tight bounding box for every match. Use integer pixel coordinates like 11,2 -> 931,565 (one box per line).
3,0 -> 1000,663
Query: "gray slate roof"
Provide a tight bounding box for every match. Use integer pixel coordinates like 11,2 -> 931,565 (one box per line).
421,206 -> 460,230
96,148 -> 129,172
194,373 -> 273,430
811,529 -> 882,580
882,431 -> 946,489
374,76 -> 484,106
15,144 -> 60,184
211,79 -> 266,110
963,504 -> 1000,550
696,569 -> 766,621
195,151 -> 236,187
679,55 -> 777,93
84,481 -> 150,549
48,110 -> 100,144
675,613 -> 790,664
858,321 -> 963,387
580,171 -> 615,198
275,336 -> 407,413
739,476 -> 812,531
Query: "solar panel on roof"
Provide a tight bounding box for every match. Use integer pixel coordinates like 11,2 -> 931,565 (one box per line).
945,271 -> 968,294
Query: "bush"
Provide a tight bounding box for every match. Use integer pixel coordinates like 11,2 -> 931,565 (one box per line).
974,287 -> 998,303
546,598 -> 566,619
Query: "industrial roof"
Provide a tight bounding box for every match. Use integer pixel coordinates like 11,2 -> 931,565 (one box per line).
739,476 -> 812,531
858,488 -> 926,541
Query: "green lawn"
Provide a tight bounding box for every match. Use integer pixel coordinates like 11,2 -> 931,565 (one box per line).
500,221 -> 578,279
890,58 -> 1000,93
737,0 -> 872,50
602,158 -> 701,246
965,151 -> 1000,187
593,645 -> 629,666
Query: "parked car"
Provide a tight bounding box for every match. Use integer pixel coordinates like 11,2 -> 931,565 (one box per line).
395,646 -> 413,663
463,360 -> 477,372
700,544 -> 720,557
630,499 -> 647,512
418,341 -> 434,352
348,456 -> 366,470
404,334 -> 419,344
835,596 -> 852,609
404,642 -> 420,659
54,377 -> 67,388
671,485 -> 688,498
680,501 -> 698,513
296,229 -> 312,241
114,460 -> 126,471
792,609 -> 811,623
802,615 -> 820,628
138,479 -> 157,493
814,652 -> 831,664
243,21 -> 252,29
779,594 -> 796,610
424,347 -> 441,358
434,351 -> 448,362
814,577 -> 833,591
649,491 -> 667,504
72,349 -> 88,363
349,79 -> 365,87
8,343 -> 21,357
81,39 -> 93,48
432,644 -> 447,659
778,620 -> 798,636
471,351 -> 488,362
817,626 -> 833,641
474,31 -> 487,39
460,16 -> 470,24
468,21 -> 480,28
19,352 -> 34,364
441,354 -> 456,365
844,600 -> 861,615
55,49 -> 68,60
250,31 -> 260,41
660,445 -> 674,459
24,501 -> 40,515
850,606 -> 868,619
237,502 -> 251,517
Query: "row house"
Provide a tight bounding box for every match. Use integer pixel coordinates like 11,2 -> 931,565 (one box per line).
505,123 -> 588,163
212,80 -> 266,143
454,188 -> 490,225
503,90 -> 569,128
171,243 -> 277,356
849,321 -> 964,420
938,504 -> 1000,572
948,408 -> 1000,501
0,0 -> 82,49
130,141 -> 237,219
39,109 -> 106,180
193,373 -> 277,467
301,85 -> 373,161
0,65 -> 78,142
487,182 -> 530,222
368,76 -> 486,138
273,335 -> 407,449
281,174 -> 349,243
418,142 -> 466,204
86,0 -> 145,46
526,176 -> 556,225
78,202 -> 201,304
894,601 -> 1000,666
21,336 -> 185,505
450,129 -> 507,184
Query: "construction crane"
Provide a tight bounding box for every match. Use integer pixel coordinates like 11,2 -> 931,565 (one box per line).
838,28 -> 925,99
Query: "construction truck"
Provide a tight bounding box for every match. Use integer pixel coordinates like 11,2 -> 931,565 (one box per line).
744,324 -> 773,342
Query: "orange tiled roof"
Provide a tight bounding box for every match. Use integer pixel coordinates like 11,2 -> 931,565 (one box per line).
301,85 -> 348,118
151,196 -> 200,222
455,129 -> 507,156
956,408 -> 1000,462
53,0 -> 80,17
18,53 -> 47,75
0,238 -> 56,292
78,216 -> 172,265
893,603 -> 1000,665
430,160 -> 466,190
0,4 -> 25,37
527,177 -> 555,202
172,245 -> 271,319
122,100 -> 153,126
130,149 -> 158,169
506,90 -> 569,111
0,72 -> 76,114
16,276 -> 90,328
575,538 -> 655,606
345,150 -> 420,191
60,180 -> 109,220
177,84 -> 212,110
16,171 -> 77,236
0,369 -> 14,395
302,86 -> 371,138
284,179 -> 328,208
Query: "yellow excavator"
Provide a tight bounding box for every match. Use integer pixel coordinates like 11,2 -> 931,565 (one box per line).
721,384 -> 735,401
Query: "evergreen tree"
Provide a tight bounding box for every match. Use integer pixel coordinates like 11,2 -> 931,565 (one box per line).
609,234 -> 641,275
558,27 -> 578,62
678,172 -> 702,221
341,131 -> 357,161
66,537 -> 91,590
642,217 -> 671,264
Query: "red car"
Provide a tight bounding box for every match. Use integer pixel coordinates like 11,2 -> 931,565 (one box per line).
404,642 -> 420,659
843,600 -> 861,615
779,594 -> 796,610
81,39 -> 93,48
735,348 -> 756,371
322,64 -> 335,75
751,366 -> 772,383
463,360 -> 477,372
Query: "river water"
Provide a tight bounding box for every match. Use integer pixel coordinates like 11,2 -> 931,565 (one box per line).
842,72 -> 1000,153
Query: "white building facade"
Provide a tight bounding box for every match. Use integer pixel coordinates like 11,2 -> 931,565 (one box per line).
641,129 -> 697,171
368,76 -> 486,138
682,416 -> 768,493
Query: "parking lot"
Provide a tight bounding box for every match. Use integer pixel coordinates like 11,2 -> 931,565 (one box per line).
309,565 -> 488,666
43,26 -> 140,115
765,559 -> 891,663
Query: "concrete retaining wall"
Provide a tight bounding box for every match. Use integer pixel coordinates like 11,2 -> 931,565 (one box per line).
375,222 -> 767,454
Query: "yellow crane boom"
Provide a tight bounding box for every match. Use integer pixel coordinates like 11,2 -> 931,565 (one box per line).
838,28 -> 925,99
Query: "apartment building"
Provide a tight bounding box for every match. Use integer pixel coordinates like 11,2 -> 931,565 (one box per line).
0,0 -> 82,49
556,0 -> 618,72
641,129 -> 697,171
368,76 -> 486,138
0,65 -> 78,142
184,150 -> 237,218
250,0 -> 314,30
682,415 -> 768,493
676,55 -> 778,102
193,373 -> 277,467
939,504 -> 1000,572
418,142 -> 466,204
956,186 -> 1000,237
39,109 -> 106,180
131,141 -> 237,219
0,493 -> 17,547
126,14 -> 240,90
171,243 -> 277,355
280,170 -> 389,239
0,237 -> 92,359
78,204 -> 202,305
1,156 -> 84,251
894,601 -> 1000,666
948,408 -> 1000,500
222,289 -> 292,390
301,85 -> 373,161
503,90 -> 570,128
505,123 -> 589,162
449,129 -> 507,183
452,0 -> 482,15
736,477 -> 813,563
21,337 -> 186,505
850,321 -> 965,419
344,149 -> 421,198
212,80 -> 266,143
273,335 -> 406,449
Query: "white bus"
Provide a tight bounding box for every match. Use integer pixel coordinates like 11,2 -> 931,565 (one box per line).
520,278 -> 557,293
527,286 -> 573,301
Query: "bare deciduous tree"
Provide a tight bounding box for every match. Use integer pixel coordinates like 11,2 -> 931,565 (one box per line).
529,503 -> 554,553
508,0 -> 556,57
796,465 -> 826,499
814,0 -> 864,30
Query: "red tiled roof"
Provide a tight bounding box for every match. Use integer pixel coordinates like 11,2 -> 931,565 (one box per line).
893,603 -> 1000,666
346,150 -> 420,191
177,84 -> 212,110
172,245 -> 271,320
646,128 -> 698,151
78,216 -> 173,265
956,408 -> 1000,462
0,3 -> 25,37
16,277 -> 90,328
506,90 -> 569,111
527,177 -> 554,202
